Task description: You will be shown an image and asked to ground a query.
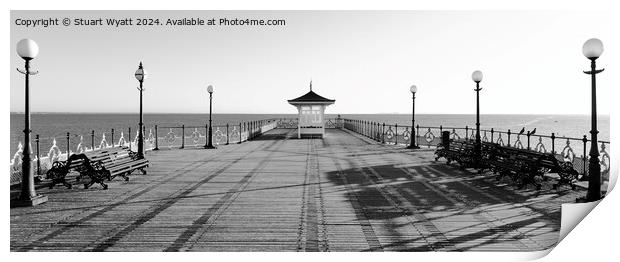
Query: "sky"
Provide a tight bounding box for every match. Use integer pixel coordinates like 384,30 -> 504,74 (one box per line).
9,10 -> 613,115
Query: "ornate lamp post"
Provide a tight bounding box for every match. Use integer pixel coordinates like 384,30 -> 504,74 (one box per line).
134,62 -> 147,159
472,70 -> 483,168
407,85 -> 420,149
13,39 -> 48,207
579,38 -> 604,202
205,85 -> 216,149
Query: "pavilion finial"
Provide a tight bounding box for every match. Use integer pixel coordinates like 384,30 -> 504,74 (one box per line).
310,79 -> 313,91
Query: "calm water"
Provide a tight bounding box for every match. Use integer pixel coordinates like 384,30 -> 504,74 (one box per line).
9,113 -> 610,156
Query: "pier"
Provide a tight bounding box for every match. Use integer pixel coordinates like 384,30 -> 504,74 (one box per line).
11,128 -> 583,251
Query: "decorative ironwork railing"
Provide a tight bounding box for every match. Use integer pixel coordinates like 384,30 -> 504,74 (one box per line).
9,119 -> 279,186
341,118 -> 611,182
274,117 -> 341,129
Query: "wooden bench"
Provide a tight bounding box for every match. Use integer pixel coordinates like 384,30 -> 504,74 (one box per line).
434,139 -> 477,168
46,153 -> 111,189
94,150 -> 149,185
435,137 -> 578,190
483,144 -> 578,190
45,147 -> 149,190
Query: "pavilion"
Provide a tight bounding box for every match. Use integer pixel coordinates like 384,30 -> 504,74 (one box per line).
287,81 -> 335,138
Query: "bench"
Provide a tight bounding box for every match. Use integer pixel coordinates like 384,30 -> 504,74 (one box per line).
434,139 -> 477,167
45,147 -> 126,189
434,136 -> 579,190
484,144 -> 578,190
45,153 -> 111,189
94,150 -> 149,186
45,147 -> 149,190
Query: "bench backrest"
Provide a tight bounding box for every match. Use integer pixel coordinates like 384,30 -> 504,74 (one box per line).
488,144 -> 559,169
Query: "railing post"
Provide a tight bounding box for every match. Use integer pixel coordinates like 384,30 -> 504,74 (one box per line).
507,129 -> 511,147
395,124 -> 398,145
66,132 -> 70,157
526,131 -> 531,150
440,125 -> 443,134
237,122 -> 243,144
153,125 -> 159,150
363,120 -> 366,136
551,132 -> 555,154
442,131 -> 450,149
416,125 -> 420,146
382,123 -> 386,144
465,126 -> 469,141
204,124 -> 209,148
91,130 -> 95,151
491,128 -> 494,144
582,135 -> 588,177
143,125 -> 147,149
35,134 -> 41,178
373,122 -> 377,140
226,123 -> 230,145
372,122 -> 376,140
371,122 -> 375,140
111,128 -> 115,147
181,125 -> 185,149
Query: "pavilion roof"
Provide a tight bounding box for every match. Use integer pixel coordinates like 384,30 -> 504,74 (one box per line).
288,90 -> 335,104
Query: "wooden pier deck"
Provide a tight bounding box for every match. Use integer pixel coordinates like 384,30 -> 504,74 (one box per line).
10,128 -> 584,252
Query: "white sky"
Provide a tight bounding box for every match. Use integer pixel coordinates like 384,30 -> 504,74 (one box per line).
10,10 -> 612,115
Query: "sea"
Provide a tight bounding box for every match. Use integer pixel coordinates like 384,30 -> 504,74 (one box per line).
9,113 -> 610,158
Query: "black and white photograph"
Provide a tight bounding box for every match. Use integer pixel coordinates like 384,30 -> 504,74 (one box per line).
5,2 -> 618,260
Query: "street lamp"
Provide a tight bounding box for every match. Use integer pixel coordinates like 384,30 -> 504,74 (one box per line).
134,62 -> 147,159
13,39 -> 48,207
579,38 -> 604,202
407,85 -> 420,149
472,70 -> 483,168
205,85 -> 216,149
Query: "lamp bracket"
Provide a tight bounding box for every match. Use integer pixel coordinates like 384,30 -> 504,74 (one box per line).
16,68 -> 39,75
583,68 -> 605,75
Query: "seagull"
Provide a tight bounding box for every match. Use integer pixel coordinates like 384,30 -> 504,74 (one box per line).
519,127 -> 525,135
530,128 -> 537,135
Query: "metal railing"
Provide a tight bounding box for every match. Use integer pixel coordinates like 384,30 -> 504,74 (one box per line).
274,117 -> 341,129
341,118 -> 611,181
154,119 -> 278,150
9,119 -> 280,185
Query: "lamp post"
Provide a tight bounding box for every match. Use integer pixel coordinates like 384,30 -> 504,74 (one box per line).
407,85 -> 419,149
134,62 -> 147,159
472,70 -> 483,168
13,39 -> 48,207
579,38 -> 604,202
205,85 -> 216,149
